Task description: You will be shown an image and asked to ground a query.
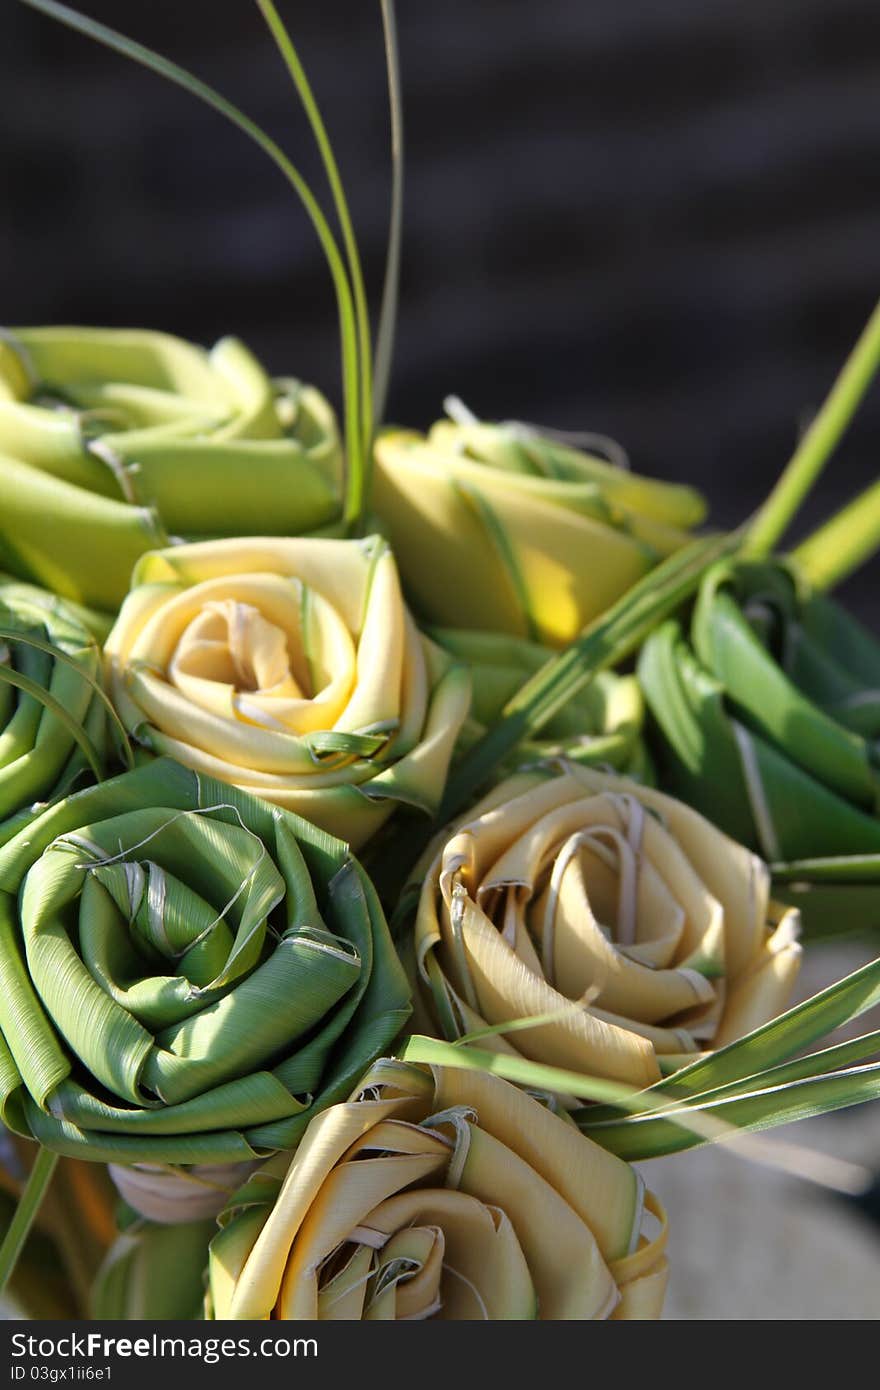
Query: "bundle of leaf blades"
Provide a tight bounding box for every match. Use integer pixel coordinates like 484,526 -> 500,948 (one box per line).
405,941 -> 880,1160
0,758 -> 410,1170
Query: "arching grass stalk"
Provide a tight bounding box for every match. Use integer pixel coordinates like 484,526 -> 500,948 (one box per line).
20,0 -> 396,536
373,0 -> 404,431
404,959 -> 880,1178
746,297 -> 880,557
255,0 -> 373,522
0,665 -> 104,781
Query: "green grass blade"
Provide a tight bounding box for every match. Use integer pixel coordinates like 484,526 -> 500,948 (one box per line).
0,1189 -> 80,1318
373,0 -> 404,431
400,1033 -> 880,1164
584,1029 -> 880,1127
650,956 -> 880,1100
0,1147 -> 58,1298
772,855 -> 880,886
255,0 -> 373,525
402,1033 -> 642,1107
403,1033 -> 880,1166
665,1030 -> 880,1107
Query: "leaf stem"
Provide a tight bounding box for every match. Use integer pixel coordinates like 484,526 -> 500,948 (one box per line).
790,476 -> 880,591
0,1147 -> 58,1298
746,297 -> 880,556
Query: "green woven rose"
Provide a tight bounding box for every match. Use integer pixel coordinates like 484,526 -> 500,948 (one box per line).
0,757 -> 410,1165
639,558 -> 880,935
0,328 -> 341,615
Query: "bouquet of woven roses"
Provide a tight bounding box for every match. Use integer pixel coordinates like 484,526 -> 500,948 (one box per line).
0,0 -> 878,1324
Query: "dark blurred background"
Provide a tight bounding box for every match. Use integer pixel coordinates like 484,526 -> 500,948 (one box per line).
1,0 -> 878,617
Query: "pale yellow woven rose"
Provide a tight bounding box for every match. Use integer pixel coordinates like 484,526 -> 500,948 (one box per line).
208,1060 -> 668,1320
104,536 -> 470,848
413,765 -> 801,1086
373,418 -> 705,647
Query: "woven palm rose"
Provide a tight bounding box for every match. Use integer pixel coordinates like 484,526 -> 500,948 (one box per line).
0,758 -> 410,1169
640,560 -> 880,858
0,328 -> 341,615
208,1060 -> 668,1320
104,536 -> 470,850
0,577 -> 108,847
374,414 -> 705,647
639,559 -> 880,933
412,764 -> 801,1086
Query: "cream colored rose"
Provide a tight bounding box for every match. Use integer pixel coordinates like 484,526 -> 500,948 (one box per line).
209,1060 -> 668,1320
413,764 -> 801,1086
104,535 -> 470,848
